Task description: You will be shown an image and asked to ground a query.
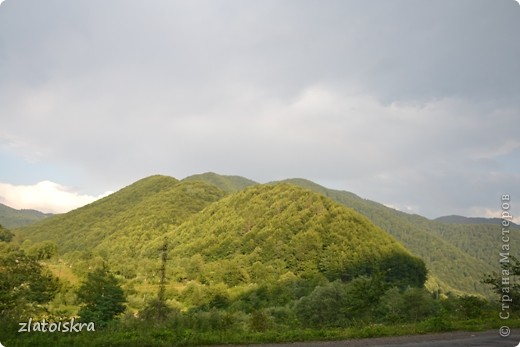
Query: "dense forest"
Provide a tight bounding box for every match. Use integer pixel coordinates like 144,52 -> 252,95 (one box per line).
1,173 -> 518,346
0,203 -> 51,229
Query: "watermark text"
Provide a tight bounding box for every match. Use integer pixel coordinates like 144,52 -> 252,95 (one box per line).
18,318 -> 95,333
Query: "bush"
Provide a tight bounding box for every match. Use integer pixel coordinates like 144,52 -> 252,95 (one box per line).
295,281 -> 349,328
249,309 -> 272,332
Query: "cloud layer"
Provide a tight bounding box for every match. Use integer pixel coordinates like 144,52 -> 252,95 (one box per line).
0,0 -> 519,219
0,181 -> 112,214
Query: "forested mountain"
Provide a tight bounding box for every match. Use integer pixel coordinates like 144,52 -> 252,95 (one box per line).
18,175 -> 225,255
16,173 -> 506,301
10,171 -> 520,347
435,215 -> 519,228
144,183 -> 426,289
275,179 -> 496,296
14,178 -> 429,317
0,203 -> 51,228
183,172 -> 257,193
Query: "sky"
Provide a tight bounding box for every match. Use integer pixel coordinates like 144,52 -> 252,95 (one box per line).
0,0 -> 519,222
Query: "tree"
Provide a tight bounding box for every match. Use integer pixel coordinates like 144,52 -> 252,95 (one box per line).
0,244 -> 59,318
482,255 -> 520,311
141,238 -> 175,323
379,287 -> 436,323
0,224 -> 13,243
380,252 -> 428,289
76,266 -> 126,327
295,281 -> 349,327
26,240 -> 58,260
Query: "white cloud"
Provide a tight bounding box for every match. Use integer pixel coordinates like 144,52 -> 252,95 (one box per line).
469,207 -> 520,225
0,181 -> 112,214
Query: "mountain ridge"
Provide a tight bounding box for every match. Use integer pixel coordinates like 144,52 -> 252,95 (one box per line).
15,173 -> 503,298
0,203 -> 52,228
435,214 -> 519,228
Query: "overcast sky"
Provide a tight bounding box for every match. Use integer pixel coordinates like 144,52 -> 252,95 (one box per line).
0,0 -> 519,222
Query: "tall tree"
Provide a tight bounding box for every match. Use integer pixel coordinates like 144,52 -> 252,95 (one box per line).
0,244 -> 58,318
140,238 -> 174,322
76,266 -> 126,327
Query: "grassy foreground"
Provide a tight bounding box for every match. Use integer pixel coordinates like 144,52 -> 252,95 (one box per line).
3,316 -> 519,347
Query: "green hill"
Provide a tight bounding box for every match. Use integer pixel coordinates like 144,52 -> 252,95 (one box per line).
17,176 -> 427,311
0,203 -> 51,228
182,172 -> 258,193
16,173 -> 502,301
422,221 -> 520,272
18,175 -> 226,258
148,183 -> 426,290
277,178 -> 495,296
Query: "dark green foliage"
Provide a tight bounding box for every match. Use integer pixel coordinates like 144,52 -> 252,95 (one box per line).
249,309 -> 272,332
379,287 -> 436,323
295,281 -> 349,327
76,266 -> 126,327
398,287 -> 437,322
0,243 -> 59,317
379,252 -> 428,289
140,298 -> 177,323
26,240 -> 58,260
455,295 -> 487,319
0,224 -> 14,242
482,255 -> 520,311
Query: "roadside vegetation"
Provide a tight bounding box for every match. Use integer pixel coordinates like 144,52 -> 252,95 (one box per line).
1,175 -> 518,346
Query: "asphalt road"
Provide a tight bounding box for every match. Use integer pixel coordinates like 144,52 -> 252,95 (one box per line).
221,330 -> 520,347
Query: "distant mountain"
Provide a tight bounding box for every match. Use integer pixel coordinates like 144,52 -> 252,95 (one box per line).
17,173 -> 504,299
435,215 -> 519,228
278,178 -> 495,296
425,218 -> 520,271
183,172 -> 257,193
0,203 -> 52,228
18,176 -> 427,308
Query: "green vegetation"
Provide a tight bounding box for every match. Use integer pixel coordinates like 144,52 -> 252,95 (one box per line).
277,178 -> 499,297
2,173 -> 516,346
483,255 -> 520,311
0,203 -> 51,229
0,233 -> 59,320
183,172 -> 257,193
76,266 -> 127,327
435,215 -> 520,227
0,223 -> 14,242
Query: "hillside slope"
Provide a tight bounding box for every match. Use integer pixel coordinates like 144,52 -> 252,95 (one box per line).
18,175 -> 225,257
0,203 -> 51,228
17,173 -> 499,299
435,215 -> 520,228
145,183 -> 427,291
278,178 -> 494,296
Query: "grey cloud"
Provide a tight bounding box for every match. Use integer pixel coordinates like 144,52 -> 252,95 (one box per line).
0,0 -> 519,218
